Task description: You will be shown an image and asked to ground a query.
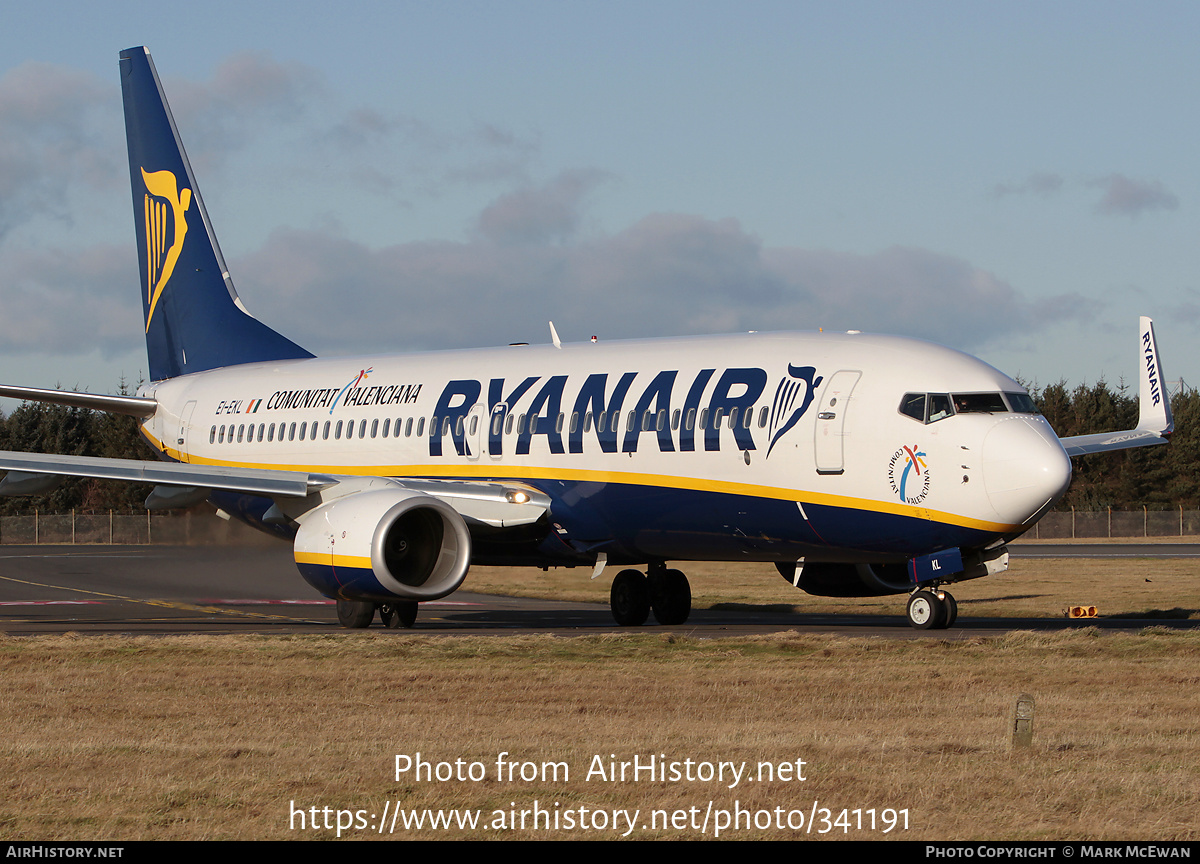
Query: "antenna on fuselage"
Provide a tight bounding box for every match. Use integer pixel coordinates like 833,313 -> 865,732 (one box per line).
549,321 -> 562,349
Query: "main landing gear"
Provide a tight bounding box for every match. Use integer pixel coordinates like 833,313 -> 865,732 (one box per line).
610,564 -> 692,626
336,599 -> 419,629
905,587 -> 958,630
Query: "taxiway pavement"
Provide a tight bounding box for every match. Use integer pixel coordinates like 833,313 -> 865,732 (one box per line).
0,544 -> 1196,637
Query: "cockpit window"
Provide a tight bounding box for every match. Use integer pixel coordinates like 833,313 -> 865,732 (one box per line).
899,393 -> 925,422
898,393 -> 954,423
928,394 -> 953,422
951,393 -> 1007,414
899,390 -> 1038,424
1004,392 -> 1040,414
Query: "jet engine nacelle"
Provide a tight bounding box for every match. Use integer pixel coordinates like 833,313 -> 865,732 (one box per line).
779,561 -> 912,597
293,489 -> 472,602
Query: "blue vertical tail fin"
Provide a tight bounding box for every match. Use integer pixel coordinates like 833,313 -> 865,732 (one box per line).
119,46 -> 313,382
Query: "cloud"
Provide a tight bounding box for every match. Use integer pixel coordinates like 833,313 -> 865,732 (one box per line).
0,58 -> 1092,369
1089,174 -> 1180,216
760,245 -> 1098,345
165,51 -> 322,164
0,62 -> 119,239
476,170 -> 612,245
226,212 -> 1088,358
0,201 -> 1093,367
0,243 -> 139,358
993,172 -> 1064,198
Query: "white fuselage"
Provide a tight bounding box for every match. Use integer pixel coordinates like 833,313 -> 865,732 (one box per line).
136,329 -> 1072,567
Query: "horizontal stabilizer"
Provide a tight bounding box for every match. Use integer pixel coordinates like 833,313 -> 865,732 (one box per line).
0,384 -> 157,418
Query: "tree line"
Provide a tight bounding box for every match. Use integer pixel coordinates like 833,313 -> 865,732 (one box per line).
1031,380 -> 1199,510
0,379 -> 1195,513
0,382 -> 155,515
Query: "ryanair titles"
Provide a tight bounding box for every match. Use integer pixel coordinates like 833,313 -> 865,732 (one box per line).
428,365 -> 821,459
214,364 -> 823,460
265,383 -> 423,412
1143,329 -> 1163,407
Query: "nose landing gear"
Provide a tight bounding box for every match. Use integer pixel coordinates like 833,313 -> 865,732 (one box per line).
906,587 -> 958,630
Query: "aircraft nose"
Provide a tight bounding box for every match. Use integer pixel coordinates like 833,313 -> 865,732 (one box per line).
981,417 -> 1072,525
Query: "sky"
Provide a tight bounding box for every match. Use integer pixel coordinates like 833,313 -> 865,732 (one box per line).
1,1 -> 1196,403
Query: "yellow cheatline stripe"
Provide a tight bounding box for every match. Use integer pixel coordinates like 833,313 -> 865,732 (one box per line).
142,431 -> 1020,535
294,551 -> 371,569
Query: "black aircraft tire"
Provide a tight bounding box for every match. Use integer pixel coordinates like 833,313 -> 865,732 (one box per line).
379,601 -> 418,629
337,599 -> 376,629
611,569 -> 650,626
906,590 -> 946,630
650,568 -> 692,625
943,592 -> 958,628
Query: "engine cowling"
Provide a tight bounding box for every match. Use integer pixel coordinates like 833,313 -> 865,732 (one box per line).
779,561 -> 911,597
293,489 -> 472,602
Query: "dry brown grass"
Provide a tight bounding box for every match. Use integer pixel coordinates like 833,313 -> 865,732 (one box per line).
465,556 -> 1200,620
1,628 -> 1197,840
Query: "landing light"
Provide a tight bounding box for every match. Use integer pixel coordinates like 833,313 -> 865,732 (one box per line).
506,490 -> 531,504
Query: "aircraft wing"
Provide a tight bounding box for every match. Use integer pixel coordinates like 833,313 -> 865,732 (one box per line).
1058,317 -> 1173,457
0,450 -> 330,498
1058,428 -> 1168,458
0,450 -> 550,528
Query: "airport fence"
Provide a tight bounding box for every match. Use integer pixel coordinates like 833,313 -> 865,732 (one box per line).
1,507 -> 1199,545
0,510 -> 274,546
1027,507 -> 1200,539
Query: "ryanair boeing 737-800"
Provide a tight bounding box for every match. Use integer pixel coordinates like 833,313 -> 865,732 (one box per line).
0,48 -> 1175,630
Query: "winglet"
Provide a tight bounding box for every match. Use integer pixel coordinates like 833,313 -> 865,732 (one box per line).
1137,316 -> 1173,435
1059,316 -> 1173,457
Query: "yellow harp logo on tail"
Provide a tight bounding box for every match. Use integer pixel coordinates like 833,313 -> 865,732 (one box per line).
141,167 -> 191,332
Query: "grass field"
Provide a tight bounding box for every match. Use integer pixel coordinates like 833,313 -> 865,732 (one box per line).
465,554 -> 1200,620
1,556 -> 1198,841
